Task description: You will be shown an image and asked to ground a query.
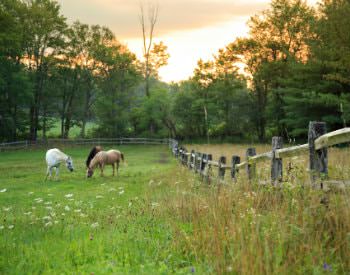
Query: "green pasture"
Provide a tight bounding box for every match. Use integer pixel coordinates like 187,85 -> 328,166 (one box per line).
0,145 -> 198,274
1,144 -> 349,274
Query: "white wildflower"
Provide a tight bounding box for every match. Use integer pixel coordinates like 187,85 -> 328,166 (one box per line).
44,221 -> 53,227
61,213 -> 65,216
109,188 -> 116,192
74,209 -> 81,213
44,201 -> 52,205
50,212 -> 56,217
64,205 -> 70,211
91,222 -> 99,228
45,206 -> 53,210
151,202 -> 159,208
34,198 -> 43,203
0,188 -> 7,193
42,216 -> 51,220
28,192 -> 34,195
8,225 -> 14,229
80,213 -> 87,218
65,194 -> 73,198
3,207 -> 11,212
128,202 -> 132,207
118,190 -> 124,195
24,212 -> 32,215
0,225 -> 4,230
96,195 -> 103,199
54,220 -> 59,224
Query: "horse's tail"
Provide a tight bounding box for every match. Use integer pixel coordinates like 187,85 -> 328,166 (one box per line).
86,146 -> 103,168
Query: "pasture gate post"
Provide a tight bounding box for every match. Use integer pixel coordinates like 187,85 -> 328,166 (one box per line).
308,121 -> 328,188
246,148 -> 256,180
271,136 -> 283,186
231,155 -> 240,182
218,156 -> 226,181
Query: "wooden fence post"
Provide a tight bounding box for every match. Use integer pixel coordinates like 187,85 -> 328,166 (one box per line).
200,153 -> 206,177
218,156 -> 226,181
231,155 -> 240,182
308,121 -> 328,187
246,148 -> 256,180
205,154 -> 212,183
271,137 -> 283,185
189,150 -> 195,170
183,148 -> 188,166
195,152 -> 202,173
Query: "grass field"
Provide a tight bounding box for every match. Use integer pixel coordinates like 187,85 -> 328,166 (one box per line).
46,120 -> 97,138
1,144 -> 350,274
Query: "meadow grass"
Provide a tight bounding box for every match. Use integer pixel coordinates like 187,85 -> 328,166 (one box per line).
155,144 -> 350,274
0,145 -> 199,274
1,144 -> 350,274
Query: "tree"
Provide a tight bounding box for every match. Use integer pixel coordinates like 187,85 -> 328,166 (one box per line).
0,0 -> 33,141
139,2 -> 169,97
23,0 -> 67,140
231,0 -> 315,140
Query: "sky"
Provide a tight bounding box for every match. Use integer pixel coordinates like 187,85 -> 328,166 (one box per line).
57,0 -> 319,83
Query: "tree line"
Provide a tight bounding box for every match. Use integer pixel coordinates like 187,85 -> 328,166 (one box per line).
1,0 -> 349,142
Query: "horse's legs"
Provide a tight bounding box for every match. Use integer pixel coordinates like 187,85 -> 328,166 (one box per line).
55,167 -> 60,180
116,161 -> 120,176
45,166 -> 52,180
100,164 -> 104,177
112,163 -> 115,176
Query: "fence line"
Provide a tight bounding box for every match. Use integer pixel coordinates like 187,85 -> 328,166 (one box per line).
170,122 -> 350,189
0,138 -> 170,151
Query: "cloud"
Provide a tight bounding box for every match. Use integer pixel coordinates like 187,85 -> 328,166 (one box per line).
57,0 -> 268,39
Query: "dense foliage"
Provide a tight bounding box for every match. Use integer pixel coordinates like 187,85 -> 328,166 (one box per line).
1,0 -> 349,142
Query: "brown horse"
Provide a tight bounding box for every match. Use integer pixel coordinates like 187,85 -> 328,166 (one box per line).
87,149 -> 124,178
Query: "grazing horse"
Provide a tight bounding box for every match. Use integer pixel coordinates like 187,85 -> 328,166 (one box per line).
86,146 -> 102,168
45,148 -> 74,180
87,150 -> 124,178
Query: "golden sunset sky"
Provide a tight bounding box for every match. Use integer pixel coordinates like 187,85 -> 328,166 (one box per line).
57,0 -> 319,83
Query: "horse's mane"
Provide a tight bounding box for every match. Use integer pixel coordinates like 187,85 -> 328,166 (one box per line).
86,146 -> 102,168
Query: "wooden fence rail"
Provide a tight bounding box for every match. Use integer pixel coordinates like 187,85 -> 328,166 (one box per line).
170,122 -> 350,188
0,138 -> 170,151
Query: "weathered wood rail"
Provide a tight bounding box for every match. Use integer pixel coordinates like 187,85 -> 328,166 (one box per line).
0,138 -> 170,151
170,122 -> 350,188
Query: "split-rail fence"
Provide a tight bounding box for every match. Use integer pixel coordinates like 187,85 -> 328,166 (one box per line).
169,121 -> 350,189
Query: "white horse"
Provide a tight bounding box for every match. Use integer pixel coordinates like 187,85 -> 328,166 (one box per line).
45,148 -> 74,180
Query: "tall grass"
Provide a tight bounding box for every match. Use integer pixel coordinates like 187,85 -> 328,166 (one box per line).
152,144 -> 350,274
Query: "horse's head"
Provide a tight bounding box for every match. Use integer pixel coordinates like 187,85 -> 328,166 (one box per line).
86,167 -> 94,178
66,157 -> 74,172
